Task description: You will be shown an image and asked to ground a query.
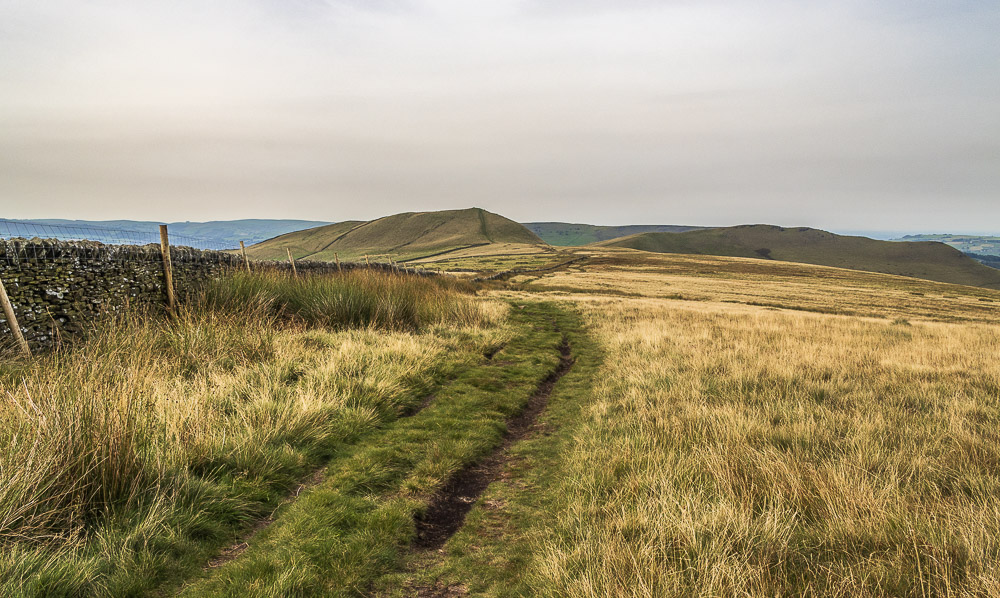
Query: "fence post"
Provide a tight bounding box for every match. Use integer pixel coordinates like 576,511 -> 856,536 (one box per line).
159,225 -> 176,312
365,254 -> 370,267
239,241 -> 251,273
335,252 -> 342,272
286,247 -> 298,277
0,274 -> 30,357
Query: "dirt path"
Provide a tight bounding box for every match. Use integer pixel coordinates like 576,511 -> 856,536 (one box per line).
404,331 -> 575,595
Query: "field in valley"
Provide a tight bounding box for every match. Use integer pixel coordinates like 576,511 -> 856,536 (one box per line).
2,249 -> 999,596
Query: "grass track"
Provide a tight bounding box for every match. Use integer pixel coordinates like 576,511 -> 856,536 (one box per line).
375,302 -> 602,597
176,302 -> 574,597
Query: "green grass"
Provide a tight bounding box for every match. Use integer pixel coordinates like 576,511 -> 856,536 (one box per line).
373,302 -> 601,597
176,302 -> 570,597
0,270 -> 505,597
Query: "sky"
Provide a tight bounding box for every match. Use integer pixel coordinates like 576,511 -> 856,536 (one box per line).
1,0 -> 998,233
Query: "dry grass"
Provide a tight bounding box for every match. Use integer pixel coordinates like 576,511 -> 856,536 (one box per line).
406,243 -> 565,273
523,249 -> 1000,324
504,251 -> 1000,596
0,270 -> 509,596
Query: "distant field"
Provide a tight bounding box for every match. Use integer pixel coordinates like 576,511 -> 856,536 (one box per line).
896,233 -> 1000,256
968,252 -> 1000,269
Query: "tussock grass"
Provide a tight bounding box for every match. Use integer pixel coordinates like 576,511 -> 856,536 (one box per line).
202,269 -> 492,330
530,297 -> 1000,596
489,253 -> 1000,597
0,270 -> 506,596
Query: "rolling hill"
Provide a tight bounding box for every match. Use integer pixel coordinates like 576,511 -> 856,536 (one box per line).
246,207 -> 545,262
524,222 -> 707,246
599,225 -> 1000,289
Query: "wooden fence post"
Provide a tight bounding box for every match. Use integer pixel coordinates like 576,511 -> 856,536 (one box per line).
239,241 -> 251,273
335,252 -> 341,272
286,247 -> 298,277
365,254 -> 370,267
0,275 -> 30,357
159,225 -> 176,312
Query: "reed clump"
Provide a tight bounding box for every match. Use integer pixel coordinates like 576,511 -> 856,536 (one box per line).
201,269 -> 491,330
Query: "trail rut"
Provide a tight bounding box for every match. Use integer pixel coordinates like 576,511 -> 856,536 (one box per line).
413,335 -> 574,550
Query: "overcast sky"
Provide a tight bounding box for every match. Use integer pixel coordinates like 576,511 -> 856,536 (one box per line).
1,0 -> 998,233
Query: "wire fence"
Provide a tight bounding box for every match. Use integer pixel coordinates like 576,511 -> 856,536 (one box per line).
0,219 -> 237,265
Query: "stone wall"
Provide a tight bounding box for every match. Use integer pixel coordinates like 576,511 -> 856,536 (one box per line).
0,238 -> 430,351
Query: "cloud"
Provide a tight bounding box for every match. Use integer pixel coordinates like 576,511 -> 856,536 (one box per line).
0,0 -> 998,233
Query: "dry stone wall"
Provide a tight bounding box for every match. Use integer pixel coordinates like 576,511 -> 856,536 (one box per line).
0,238 -> 405,351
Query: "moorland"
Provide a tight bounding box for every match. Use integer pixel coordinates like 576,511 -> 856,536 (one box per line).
2,208 -> 999,597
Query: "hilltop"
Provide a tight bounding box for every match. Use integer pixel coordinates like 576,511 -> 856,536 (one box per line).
246,208 -> 545,262
524,222 -> 707,246
599,224 -> 1000,289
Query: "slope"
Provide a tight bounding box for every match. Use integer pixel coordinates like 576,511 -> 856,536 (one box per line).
246,208 -> 545,262
599,224 -> 1000,289
524,222 -> 707,246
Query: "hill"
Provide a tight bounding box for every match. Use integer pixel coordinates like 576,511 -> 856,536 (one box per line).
246,207 -> 545,262
1,218 -> 330,249
524,222 -> 707,246
895,234 -> 1000,256
599,224 -> 1000,289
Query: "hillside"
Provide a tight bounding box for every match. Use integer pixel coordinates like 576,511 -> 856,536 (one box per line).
246,208 -> 545,262
524,222 -> 707,246
1,218 -> 331,249
599,224 -> 1000,289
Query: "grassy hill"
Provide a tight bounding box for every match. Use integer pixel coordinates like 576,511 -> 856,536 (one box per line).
246,207 -> 545,262
524,222 -> 707,246
599,224 -> 1000,289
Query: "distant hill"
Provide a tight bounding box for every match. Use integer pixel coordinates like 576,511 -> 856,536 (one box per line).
1,218 -> 331,249
895,234 -> 1000,257
247,208 -> 545,262
524,222 -> 708,246
599,225 -> 1000,289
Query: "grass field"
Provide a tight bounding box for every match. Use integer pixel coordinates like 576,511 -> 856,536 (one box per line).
379,251 -> 1000,596
3,250 -> 1000,596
